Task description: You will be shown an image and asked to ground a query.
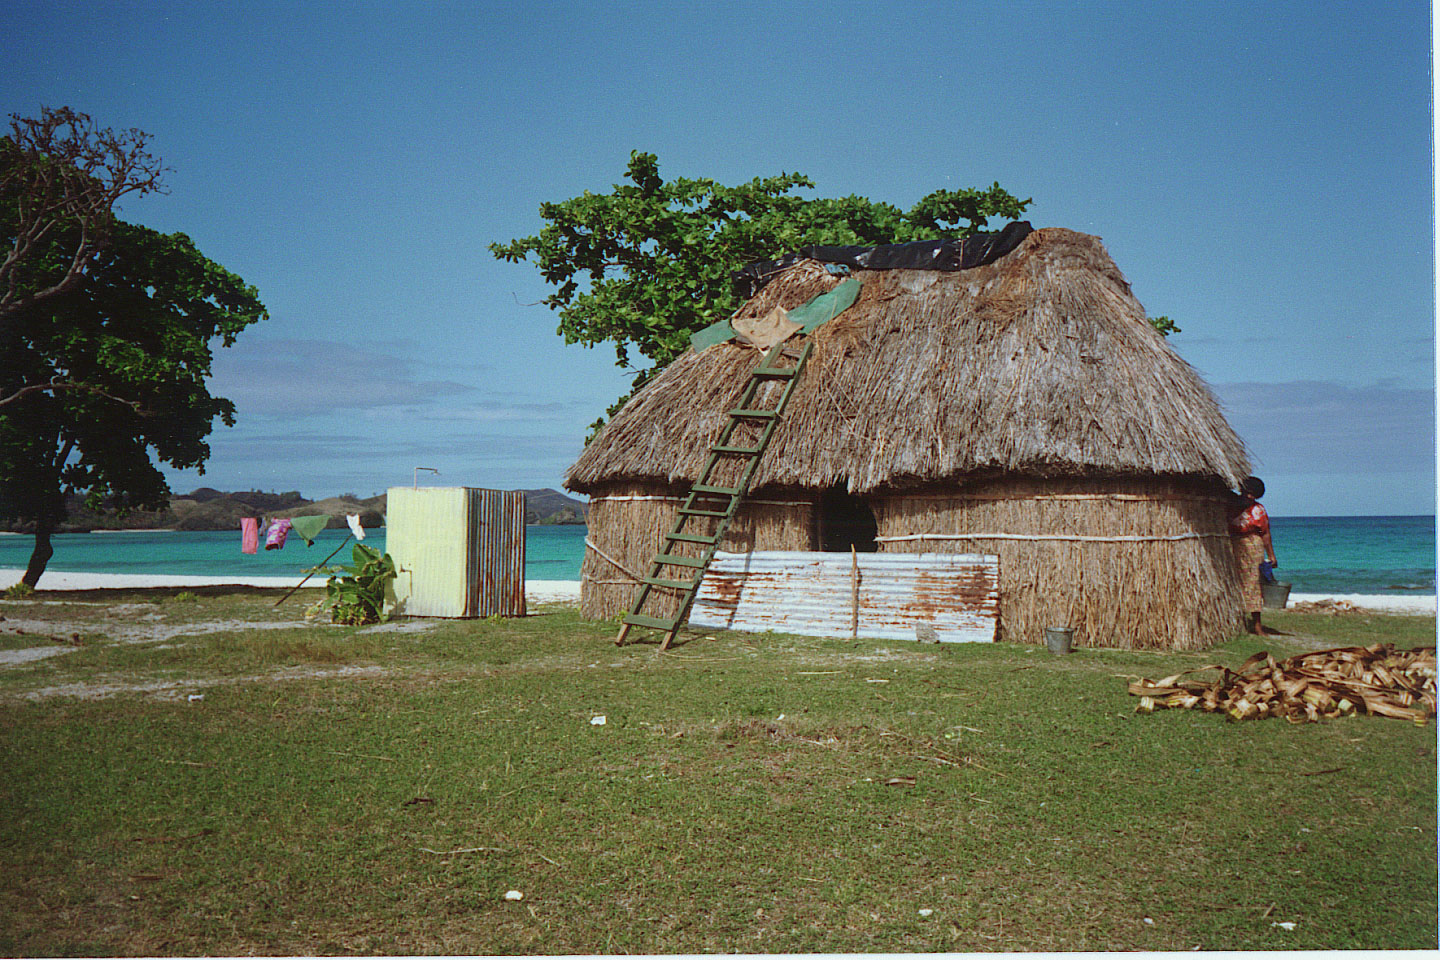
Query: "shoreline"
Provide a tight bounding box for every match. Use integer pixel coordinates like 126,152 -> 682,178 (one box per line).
2,569 -> 1434,613
0,569 -> 582,603
1287,592 -> 1435,615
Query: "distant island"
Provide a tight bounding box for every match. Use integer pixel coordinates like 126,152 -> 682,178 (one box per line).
5,487 -> 588,534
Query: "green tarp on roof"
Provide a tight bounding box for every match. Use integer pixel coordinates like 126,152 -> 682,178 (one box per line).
788,278 -> 861,333
689,278 -> 863,352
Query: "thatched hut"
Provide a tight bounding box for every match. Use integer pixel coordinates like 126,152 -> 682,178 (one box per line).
566,227 -> 1250,650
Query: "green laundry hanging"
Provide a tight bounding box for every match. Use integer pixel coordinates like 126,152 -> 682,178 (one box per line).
288,514 -> 330,546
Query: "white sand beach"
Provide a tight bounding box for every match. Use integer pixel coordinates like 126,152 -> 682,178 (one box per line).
0,568 -> 582,603
2,568 -> 1433,614
1287,592 -> 1436,615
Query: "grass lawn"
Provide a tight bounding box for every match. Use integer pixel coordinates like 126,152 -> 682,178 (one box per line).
1,588 -> 1435,955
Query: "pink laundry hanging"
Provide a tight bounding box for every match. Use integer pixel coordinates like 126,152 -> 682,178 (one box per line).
265,518 -> 292,550
241,517 -> 259,554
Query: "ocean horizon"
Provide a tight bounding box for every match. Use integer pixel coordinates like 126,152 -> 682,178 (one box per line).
1,516 -> 1434,596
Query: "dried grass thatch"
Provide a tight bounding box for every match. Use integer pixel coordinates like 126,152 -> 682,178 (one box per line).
1129,644 -> 1438,723
874,477 -> 1239,650
567,228 -> 1250,494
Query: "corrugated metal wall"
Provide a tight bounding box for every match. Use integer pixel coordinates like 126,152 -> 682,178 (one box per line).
472,488 -> 526,617
386,487 -> 525,618
690,550 -> 998,642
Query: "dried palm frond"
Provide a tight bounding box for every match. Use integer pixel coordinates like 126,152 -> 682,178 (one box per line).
1128,644 -> 1437,723
1289,599 -> 1361,615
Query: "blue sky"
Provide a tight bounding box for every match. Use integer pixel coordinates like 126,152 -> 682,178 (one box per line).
3,0 -> 1433,516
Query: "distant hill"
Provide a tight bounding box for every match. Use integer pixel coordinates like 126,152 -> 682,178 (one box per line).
520,488 -> 588,525
263,493 -> 387,531
6,486 -> 587,533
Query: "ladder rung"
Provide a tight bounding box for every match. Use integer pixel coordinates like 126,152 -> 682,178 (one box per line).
691,484 -> 741,497
667,531 -> 718,544
642,575 -> 695,591
624,612 -> 678,631
620,340 -> 812,652
655,553 -> 708,568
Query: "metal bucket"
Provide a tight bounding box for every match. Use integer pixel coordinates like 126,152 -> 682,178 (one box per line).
1261,581 -> 1292,610
1044,626 -> 1074,655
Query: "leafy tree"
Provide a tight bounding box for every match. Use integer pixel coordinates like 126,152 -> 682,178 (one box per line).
1148,314 -> 1181,336
493,152 -> 1031,426
1,119 -> 264,585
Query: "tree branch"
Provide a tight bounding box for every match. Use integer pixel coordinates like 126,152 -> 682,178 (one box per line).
0,379 -> 144,411
0,106 -> 168,324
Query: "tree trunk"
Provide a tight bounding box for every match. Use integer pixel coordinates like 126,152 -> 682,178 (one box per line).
21,437 -> 74,588
22,518 -> 54,587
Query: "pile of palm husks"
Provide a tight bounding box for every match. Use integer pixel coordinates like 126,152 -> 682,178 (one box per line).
1129,644 -> 1436,723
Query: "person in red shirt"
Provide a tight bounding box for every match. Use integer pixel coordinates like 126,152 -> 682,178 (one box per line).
1229,475 -> 1278,634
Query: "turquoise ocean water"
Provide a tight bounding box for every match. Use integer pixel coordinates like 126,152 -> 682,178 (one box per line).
0,524 -> 589,583
0,517 -> 1433,595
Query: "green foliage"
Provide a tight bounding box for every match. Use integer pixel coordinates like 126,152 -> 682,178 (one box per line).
2,581 -> 34,599
493,151 -> 1029,420
319,543 -> 397,625
1148,314 -> 1181,336
0,137 -> 265,579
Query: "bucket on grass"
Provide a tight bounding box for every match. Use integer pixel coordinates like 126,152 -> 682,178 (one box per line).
1261,581 -> 1291,610
1044,626 -> 1074,655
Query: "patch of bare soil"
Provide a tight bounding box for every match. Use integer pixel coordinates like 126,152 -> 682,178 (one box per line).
0,617 -> 322,653
0,645 -> 75,666
21,663 -> 395,702
355,620 -> 439,634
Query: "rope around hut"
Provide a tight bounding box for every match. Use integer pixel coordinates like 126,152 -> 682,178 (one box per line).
1128,644 -> 1436,723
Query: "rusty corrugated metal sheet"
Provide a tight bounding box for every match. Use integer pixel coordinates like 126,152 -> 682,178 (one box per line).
473,488 -> 526,618
386,487 -> 526,618
689,550 -> 998,642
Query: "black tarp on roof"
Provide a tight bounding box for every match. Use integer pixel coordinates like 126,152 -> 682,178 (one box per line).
732,221 -> 1033,299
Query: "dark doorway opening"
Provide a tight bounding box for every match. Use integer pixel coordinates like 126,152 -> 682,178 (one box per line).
819,484 -> 878,553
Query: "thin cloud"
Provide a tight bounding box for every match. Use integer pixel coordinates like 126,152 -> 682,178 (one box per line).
169,429 -> 584,497
359,400 -> 579,423
1214,380 -> 1435,475
209,338 -> 476,416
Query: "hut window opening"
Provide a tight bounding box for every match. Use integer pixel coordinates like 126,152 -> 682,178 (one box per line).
819,485 -> 878,553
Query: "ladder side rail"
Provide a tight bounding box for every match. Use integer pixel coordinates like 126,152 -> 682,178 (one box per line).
618,338 -> 813,648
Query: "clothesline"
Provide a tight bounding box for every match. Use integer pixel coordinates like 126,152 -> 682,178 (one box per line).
240,513 -> 369,554
584,537 -> 646,584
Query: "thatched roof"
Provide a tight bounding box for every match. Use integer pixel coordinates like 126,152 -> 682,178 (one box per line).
566,228 -> 1250,495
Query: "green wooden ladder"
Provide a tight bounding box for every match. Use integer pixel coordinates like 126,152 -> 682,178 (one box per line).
616,338 -> 814,649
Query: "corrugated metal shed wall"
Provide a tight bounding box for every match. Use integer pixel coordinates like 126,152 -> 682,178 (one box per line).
386,487 -> 525,618
690,550 -> 998,642
473,488 -> 526,617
